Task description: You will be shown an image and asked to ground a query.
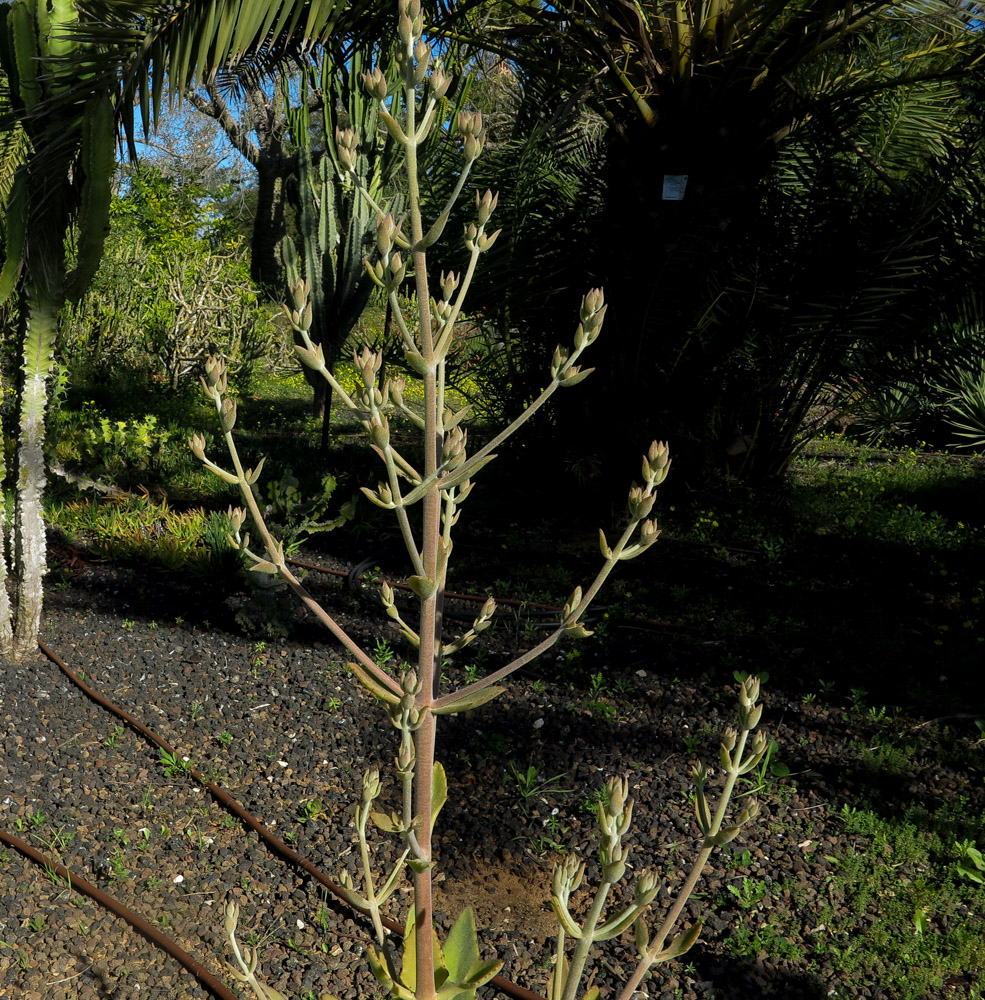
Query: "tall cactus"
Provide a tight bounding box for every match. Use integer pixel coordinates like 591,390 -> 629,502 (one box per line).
0,0 -> 115,660
281,44 -> 400,448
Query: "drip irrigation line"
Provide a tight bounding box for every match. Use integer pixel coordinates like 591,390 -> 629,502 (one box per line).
0,824 -> 241,1000
34,638 -> 548,1000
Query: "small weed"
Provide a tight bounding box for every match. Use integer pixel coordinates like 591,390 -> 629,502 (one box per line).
215,730 -> 234,747
727,877 -> 766,910
955,840 -> 985,885
27,914 -> 45,933
160,748 -> 194,778
327,696 -> 342,712
106,848 -> 130,885
33,825 -> 75,855
508,764 -> 573,815
298,799 -> 327,824
373,636 -> 394,669
190,700 -> 205,721
104,725 -> 125,748
122,618 -> 135,629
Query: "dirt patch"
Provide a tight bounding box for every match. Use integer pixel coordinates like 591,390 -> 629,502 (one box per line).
437,858 -> 558,939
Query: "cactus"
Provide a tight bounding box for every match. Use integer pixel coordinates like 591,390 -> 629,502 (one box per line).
0,0 -> 115,660
280,44 -> 402,448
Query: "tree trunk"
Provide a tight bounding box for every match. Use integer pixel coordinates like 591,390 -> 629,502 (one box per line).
251,157 -> 288,295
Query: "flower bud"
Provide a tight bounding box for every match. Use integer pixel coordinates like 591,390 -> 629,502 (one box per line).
227,506 -> 247,533
413,40 -> 431,84
220,397 -> 237,433
336,127 -> 358,171
189,433 -> 206,461
463,131 -> 484,161
642,440 -> 672,486
363,768 -> 382,799
563,585 -> 583,620
635,871 -> 660,905
361,67 -> 388,102
639,519 -> 661,547
440,270 -> 460,302
441,426 -> 467,471
376,212 -> 396,257
628,485 -> 656,520
738,701 -> 763,731
429,66 -> 451,100
737,798 -> 761,826
398,8 -> 414,47
475,189 -> 498,225
369,415 -> 390,448
389,251 -> 405,283
551,344 -> 570,378
476,227 -> 500,252
204,355 -> 226,389
740,675 -> 760,706
580,287 -> 605,324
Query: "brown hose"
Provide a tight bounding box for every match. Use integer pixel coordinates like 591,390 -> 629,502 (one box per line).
34,639 -> 548,1000
0,825 -> 241,1000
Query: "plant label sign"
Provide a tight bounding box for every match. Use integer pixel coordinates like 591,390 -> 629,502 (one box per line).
662,175 -> 688,201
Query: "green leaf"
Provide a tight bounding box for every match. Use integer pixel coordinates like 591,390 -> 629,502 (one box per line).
348,660 -> 401,705
408,575 -> 436,599
461,958 -> 503,988
432,686 -> 506,716
370,811 -> 397,833
653,922 -> 702,964
431,761 -> 447,833
443,908 -> 480,985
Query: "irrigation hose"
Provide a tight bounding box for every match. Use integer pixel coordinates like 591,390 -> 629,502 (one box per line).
0,824 -> 241,1000
31,638 -> 548,1000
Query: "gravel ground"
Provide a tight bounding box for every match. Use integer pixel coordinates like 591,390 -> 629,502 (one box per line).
0,541 -> 982,1000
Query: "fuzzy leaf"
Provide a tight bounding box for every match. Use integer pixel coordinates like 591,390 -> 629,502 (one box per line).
595,903 -> 643,941
652,922 -> 702,964
370,810 -> 398,833
461,958 -> 504,988
431,761 -> 448,833
433,686 -> 506,715
550,897 -> 584,939
443,908 -> 481,985
408,575 -> 436,599
348,660 -> 402,704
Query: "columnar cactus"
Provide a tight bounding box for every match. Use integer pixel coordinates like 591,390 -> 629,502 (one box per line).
0,0 -> 115,660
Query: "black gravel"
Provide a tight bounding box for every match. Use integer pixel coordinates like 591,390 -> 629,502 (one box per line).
1,544 -> 983,1000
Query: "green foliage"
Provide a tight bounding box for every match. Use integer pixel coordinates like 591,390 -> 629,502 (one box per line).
46,495 -> 241,577
60,165 -> 279,393
51,401 -> 172,477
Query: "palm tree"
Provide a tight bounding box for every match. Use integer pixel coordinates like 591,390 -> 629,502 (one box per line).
486,0 -> 985,480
